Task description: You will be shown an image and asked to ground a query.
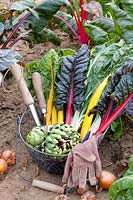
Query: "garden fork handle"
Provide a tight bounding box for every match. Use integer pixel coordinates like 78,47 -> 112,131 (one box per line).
10,63 -> 34,105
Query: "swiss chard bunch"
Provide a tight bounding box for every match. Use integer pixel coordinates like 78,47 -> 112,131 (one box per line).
56,44 -> 90,124
90,60 -> 133,137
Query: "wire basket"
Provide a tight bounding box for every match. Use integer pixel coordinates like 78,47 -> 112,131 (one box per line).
18,109 -> 68,175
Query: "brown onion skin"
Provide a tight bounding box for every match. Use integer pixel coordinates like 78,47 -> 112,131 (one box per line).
97,170 -> 116,189
0,159 -> 8,174
1,150 -> 16,166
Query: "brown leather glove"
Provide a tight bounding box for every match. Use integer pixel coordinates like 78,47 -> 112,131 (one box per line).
62,136 -> 102,189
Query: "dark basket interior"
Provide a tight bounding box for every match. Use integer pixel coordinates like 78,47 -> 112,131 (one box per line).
18,109 -> 67,175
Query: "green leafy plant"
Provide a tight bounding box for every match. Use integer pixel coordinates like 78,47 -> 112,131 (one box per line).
56,44 -> 90,124
54,0 -> 102,44
109,156 -> 133,200
90,60 -> 133,138
84,0 -> 133,44
26,48 -> 76,101
0,0 -> 71,49
74,40 -> 133,131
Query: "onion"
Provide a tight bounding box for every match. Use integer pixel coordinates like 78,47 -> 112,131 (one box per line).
0,159 -> 8,174
97,170 -> 116,189
1,150 -> 16,166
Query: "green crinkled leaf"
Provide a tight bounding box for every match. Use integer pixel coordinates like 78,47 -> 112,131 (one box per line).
26,0 -> 71,32
58,48 -> 76,57
81,41 -> 133,116
89,17 -> 115,33
98,0 -> 112,15
9,0 -> 71,35
0,49 -> 22,71
56,44 -> 90,111
26,49 -> 60,101
109,175 -> 133,200
24,28 -> 61,48
9,0 -> 35,11
109,157 -> 133,200
107,2 -> 133,44
119,0 -> 133,18
84,22 -> 108,44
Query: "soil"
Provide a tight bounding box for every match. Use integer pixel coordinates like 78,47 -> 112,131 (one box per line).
0,1 -> 133,200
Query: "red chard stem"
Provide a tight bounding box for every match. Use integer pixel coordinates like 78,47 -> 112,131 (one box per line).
1,11 -> 30,49
65,70 -> 75,124
96,93 -> 133,134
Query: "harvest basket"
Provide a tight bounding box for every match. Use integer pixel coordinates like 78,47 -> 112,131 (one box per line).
18,109 -> 68,175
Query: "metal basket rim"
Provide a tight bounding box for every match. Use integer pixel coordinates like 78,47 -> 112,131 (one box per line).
18,111 -> 68,158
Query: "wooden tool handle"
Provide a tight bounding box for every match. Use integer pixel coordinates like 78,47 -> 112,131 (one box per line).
32,72 -> 46,110
10,63 -> 34,105
32,179 -> 63,193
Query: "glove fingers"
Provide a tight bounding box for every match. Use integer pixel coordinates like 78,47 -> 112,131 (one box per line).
62,152 -> 73,183
88,163 -> 97,186
78,166 -> 88,189
71,165 -> 79,187
95,160 -> 102,177
67,171 -> 74,188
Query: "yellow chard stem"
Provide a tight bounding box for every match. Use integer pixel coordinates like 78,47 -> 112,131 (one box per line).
58,109 -> 64,123
46,61 -> 54,126
51,105 -> 58,125
80,75 -> 109,138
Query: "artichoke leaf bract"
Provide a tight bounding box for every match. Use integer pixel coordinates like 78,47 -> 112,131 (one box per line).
56,44 -> 90,123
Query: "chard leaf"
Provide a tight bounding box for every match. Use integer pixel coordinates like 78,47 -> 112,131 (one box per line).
95,60 -> 133,117
109,118 -> 123,140
107,2 -> 133,44
89,17 -> 115,33
109,156 -> 133,200
111,73 -> 133,103
56,44 -> 90,112
84,18 -> 117,44
26,49 -> 60,100
84,23 -> 108,44
98,0 -> 112,15
24,28 -> 61,48
119,0 -> 133,18
53,11 -> 77,36
9,0 -> 35,11
25,0 -> 71,32
83,41 -> 133,115
58,48 -> 76,57
109,175 -> 133,200
0,49 -> 22,71
8,0 -> 71,46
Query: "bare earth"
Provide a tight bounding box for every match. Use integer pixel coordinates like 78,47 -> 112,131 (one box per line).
0,1 -> 133,200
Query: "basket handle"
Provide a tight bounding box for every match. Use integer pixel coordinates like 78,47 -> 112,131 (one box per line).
15,116 -> 32,183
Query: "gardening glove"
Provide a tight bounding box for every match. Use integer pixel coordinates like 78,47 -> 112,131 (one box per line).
62,136 -> 102,189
